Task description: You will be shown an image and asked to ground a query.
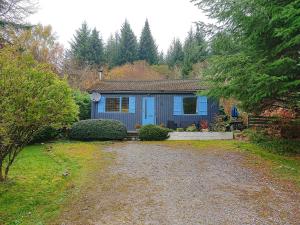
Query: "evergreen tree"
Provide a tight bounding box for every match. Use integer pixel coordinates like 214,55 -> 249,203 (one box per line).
193,0 -> 300,114
158,51 -> 165,65
69,23 -> 104,67
138,19 -> 158,65
210,31 -> 240,56
166,38 -> 184,68
119,20 -> 138,65
87,28 -> 104,66
105,32 -> 121,68
182,26 -> 208,77
69,21 -> 91,65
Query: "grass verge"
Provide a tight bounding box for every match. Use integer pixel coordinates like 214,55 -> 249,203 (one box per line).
0,141 -> 112,225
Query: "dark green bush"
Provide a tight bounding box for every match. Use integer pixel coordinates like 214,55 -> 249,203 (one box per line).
69,119 -> 127,141
31,127 -> 60,143
139,125 -> 171,141
73,90 -> 91,120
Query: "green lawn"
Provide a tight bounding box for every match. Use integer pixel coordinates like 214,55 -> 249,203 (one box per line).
0,141 -> 113,225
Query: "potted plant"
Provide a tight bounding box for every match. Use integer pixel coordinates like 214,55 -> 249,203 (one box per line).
200,120 -> 209,132
135,123 -> 141,132
186,124 -> 198,132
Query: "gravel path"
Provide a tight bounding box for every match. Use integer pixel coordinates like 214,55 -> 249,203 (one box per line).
58,142 -> 300,225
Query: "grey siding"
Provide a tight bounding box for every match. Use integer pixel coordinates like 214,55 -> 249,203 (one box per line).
91,93 -> 218,131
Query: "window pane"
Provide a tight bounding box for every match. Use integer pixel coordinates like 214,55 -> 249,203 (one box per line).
105,97 -> 120,112
121,97 -> 129,112
183,97 -> 197,114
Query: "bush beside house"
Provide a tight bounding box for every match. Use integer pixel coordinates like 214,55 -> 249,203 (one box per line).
69,119 -> 127,141
73,90 -> 91,120
138,125 -> 171,141
31,127 -> 60,143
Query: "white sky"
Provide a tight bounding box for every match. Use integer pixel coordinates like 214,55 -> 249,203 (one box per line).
28,0 -> 209,53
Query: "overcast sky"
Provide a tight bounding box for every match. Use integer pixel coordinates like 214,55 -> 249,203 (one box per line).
28,0 -> 209,53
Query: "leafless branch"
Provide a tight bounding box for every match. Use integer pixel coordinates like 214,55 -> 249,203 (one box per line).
0,0 -> 38,24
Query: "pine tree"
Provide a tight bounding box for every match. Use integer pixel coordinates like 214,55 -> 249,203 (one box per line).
138,19 -> 158,65
193,0 -> 300,114
158,51 -> 165,65
166,38 -> 184,68
87,28 -> 104,66
119,20 -> 138,65
182,26 -> 208,77
105,32 -> 121,68
69,21 -> 91,65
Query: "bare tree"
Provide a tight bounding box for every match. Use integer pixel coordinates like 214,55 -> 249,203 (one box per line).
0,0 -> 37,24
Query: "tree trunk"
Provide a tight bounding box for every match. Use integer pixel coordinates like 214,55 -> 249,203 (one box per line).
4,164 -> 9,180
0,162 -> 4,182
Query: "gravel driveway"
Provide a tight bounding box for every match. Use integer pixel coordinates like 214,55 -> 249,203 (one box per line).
58,142 -> 300,225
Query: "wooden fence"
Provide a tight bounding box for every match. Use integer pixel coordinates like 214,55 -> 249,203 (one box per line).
248,116 -> 279,127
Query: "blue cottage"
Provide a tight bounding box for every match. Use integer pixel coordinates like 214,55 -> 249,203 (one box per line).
90,80 -> 218,131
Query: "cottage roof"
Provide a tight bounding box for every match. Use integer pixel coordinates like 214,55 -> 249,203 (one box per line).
89,79 -> 206,93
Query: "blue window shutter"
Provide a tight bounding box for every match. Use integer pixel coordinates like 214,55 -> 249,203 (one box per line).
197,96 -> 207,115
98,96 -> 106,113
129,96 -> 136,113
173,96 -> 183,115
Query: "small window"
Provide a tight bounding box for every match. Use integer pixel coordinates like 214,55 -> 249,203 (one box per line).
105,97 -> 120,112
121,97 -> 129,112
183,97 -> 197,114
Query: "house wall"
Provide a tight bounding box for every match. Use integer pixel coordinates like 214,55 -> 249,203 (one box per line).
91,93 -> 219,131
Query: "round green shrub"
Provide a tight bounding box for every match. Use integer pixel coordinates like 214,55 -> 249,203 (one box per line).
138,124 -> 171,141
69,119 -> 127,141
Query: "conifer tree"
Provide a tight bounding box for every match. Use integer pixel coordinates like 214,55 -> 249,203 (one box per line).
182,26 -> 208,77
87,28 -> 104,66
119,20 -> 138,65
69,21 -> 91,65
192,0 -> 300,114
105,32 -> 121,68
138,19 -> 158,65
158,51 -> 165,65
166,38 -> 184,68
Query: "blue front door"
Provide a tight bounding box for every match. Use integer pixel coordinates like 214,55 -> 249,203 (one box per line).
142,97 -> 155,125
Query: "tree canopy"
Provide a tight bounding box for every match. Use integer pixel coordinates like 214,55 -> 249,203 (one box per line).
166,38 -> 184,68
193,0 -> 300,115
118,20 -> 138,65
69,22 -> 104,67
0,46 -> 78,181
10,24 -> 64,73
105,32 -> 121,68
182,26 -> 208,77
0,0 -> 37,24
138,19 -> 158,65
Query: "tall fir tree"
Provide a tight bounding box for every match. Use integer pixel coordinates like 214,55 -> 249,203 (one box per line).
192,0 -> 300,114
87,28 -> 104,66
69,21 -> 91,65
105,32 -> 121,68
182,26 -> 208,77
138,19 -> 158,65
119,20 -> 138,65
166,38 -> 184,68
158,51 -> 165,65
70,22 -> 104,67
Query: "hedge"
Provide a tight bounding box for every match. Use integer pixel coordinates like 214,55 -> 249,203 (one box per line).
138,125 -> 171,141
31,127 -> 60,143
69,119 -> 127,141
